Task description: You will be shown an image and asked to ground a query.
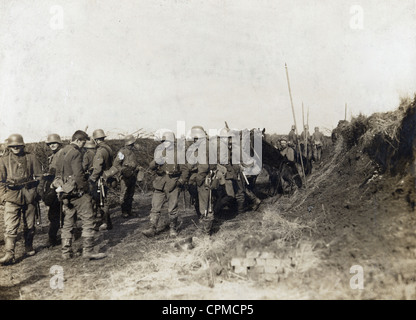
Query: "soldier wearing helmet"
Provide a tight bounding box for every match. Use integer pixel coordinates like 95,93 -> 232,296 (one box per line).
82,140 -> 97,176
185,126 -> 217,235
214,127 -> 246,217
312,126 -> 324,162
109,134 -> 142,218
0,134 -> 43,265
39,133 -> 65,247
142,130 -> 189,238
89,129 -> 114,231
53,130 -> 106,260
300,125 -> 312,160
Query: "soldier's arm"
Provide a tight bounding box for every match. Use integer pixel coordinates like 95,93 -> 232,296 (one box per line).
89,150 -> 104,182
0,158 -> 7,197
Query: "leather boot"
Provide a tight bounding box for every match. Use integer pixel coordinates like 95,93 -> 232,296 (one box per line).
142,215 -> 159,238
61,238 -> 73,260
82,237 -> 106,260
169,216 -> 178,237
24,229 -> 36,256
0,236 -> 16,265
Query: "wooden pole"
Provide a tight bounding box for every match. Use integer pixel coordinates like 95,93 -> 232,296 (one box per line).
285,63 -> 307,188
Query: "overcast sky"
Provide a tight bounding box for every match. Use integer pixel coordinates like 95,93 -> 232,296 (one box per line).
1,0 -> 415,142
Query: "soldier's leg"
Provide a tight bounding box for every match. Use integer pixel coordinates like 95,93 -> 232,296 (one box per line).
47,198 -> 61,246
22,203 -> 36,256
73,194 -> 106,260
0,202 -> 21,264
61,201 -> 76,259
121,177 -> 136,217
233,180 -> 246,214
142,190 -> 164,237
197,185 -> 212,234
167,187 -> 180,236
187,183 -> 200,218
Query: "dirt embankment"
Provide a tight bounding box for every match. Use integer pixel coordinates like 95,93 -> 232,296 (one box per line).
0,97 -> 415,300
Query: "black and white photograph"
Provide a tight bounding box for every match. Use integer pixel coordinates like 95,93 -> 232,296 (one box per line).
0,0 -> 416,303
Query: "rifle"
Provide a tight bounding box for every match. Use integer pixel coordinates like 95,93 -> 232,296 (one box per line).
36,200 -> 43,231
98,177 -> 106,207
204,170 -> 214,218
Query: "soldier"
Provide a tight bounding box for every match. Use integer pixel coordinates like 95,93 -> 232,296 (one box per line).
111,134 -> 142,218
142,131 -> 189,238
300,125 -> 312,160
186,126 -> 217,235
53,130 -> 106,260
0,134 -> 43,265
287,125 -> 298,161
89,129 -> 114,231
214,127 -> 245,216
82,140 -> 97,176
41,133 -> 64,247
312,126 -> 324,162
278,138 -> 294,162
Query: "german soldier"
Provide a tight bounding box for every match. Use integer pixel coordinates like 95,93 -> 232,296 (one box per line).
53,130 -> 106,260
186,126 -> 217,235
0,134 -> 43,265
312,126 -> 324,162
89,129 -> 114,231
110,134 -> 142,218
41,133 -> 64,247
82,140 -> 97,176
142,131 -> 189,237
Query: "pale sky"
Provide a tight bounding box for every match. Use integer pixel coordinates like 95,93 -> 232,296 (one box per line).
1,0 -> 416,142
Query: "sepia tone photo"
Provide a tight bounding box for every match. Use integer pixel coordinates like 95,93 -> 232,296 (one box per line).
0,0 -> 416,303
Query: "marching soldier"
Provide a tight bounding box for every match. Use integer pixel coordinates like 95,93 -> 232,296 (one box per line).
300,124 -> 312,160
0,134 -> 43,265
111,134 -> 142,218
89,129 -> 114,231
41,133 -> 64,247
312,126 -> 324,162
186,126 -> 217,235
142,131 -> 189,237
214,127 -> 245,216
53,130 -> 106,260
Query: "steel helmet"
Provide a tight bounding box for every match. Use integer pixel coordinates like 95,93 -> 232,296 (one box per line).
154,129 -> 175,142
291,125 -> 296,130
7,134 -> 25,147
46,133 -> 62,145
92,129 -> 106,140
218,127 -> 232,138
84,140 -> 96,149
124,134 -> 136,146
190,126 -> 206,139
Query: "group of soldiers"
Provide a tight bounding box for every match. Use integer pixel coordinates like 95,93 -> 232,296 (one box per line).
277,125 -> 325,163
0,125 -> 262,265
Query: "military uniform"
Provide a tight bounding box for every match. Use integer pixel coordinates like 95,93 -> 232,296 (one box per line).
214,132 -> 245,216
89,141 -> 113,230
143,142 -> 189,237
312,128 -> 324,162
42,146 -> 64,246
82,148 -> 96,175
186,137 -> 217,234
300,128 -> 312,160
54,140 -> 105,260
112,143 -> 141,217
0,138 -> 42,264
